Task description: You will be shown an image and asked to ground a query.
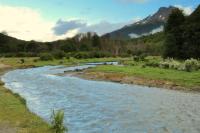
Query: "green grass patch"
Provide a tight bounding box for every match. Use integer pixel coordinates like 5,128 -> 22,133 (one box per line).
0,85 -> 53,133
0,57 -> 129,67
90,65 -> 200,89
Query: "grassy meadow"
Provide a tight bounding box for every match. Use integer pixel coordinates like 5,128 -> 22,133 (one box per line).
90,65 -> 200,89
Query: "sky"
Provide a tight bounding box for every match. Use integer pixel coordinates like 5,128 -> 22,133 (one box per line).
0,0 -> 199,41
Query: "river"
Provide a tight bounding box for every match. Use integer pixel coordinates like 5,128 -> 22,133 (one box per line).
2,65 -> 200,133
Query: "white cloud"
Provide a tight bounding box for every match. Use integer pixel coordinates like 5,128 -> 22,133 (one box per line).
0,5 -> 76,42
129,26 -> 164,38
53,18 -> 140,36
0,5 -> 140,41
174,5 -> 193,15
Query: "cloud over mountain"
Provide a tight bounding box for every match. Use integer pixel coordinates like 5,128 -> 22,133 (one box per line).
53,19 -> 134,36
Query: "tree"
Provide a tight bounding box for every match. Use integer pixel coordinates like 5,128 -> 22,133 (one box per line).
92,34 -> 101,48
164,8 -> 185,33
163,8 -> 185,58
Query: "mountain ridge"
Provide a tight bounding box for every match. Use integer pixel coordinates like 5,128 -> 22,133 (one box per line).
103,6 -> 177,39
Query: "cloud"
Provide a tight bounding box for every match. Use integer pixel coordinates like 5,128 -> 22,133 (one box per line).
0,5 -> 140,41
0,5 -> 77,41
175,5 -> 193,15
129,26 -> 163,38
53,18 -> 140,36
53,19 -> 86,35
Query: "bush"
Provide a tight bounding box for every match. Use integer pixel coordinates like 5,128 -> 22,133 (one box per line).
53,51 -> 66,59
90,51 -> 112,58
39,53 -> 53,61
159,59 -> 181,69
33,58 -> 38,62
133,56 -> 140,62
20,59 -> 25,64
159,62 -> 170,69
145,60 -> 160,67
51,110 -> 67,133
183,58 -> 200,72
74,52 -> 90,59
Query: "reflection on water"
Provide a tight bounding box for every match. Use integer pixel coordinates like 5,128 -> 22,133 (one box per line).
2,66 -> 200,133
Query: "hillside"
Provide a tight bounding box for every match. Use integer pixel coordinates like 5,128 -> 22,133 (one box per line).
104,6 -> 176,40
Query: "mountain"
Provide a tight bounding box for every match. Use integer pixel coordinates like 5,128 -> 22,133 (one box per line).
104,6 -> 177,39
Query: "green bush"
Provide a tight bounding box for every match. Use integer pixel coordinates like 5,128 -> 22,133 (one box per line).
159,59 -> 181,70
133,56 -> 140,62
33,58 -> 38,62
74,52 -> 90,59
51,110 -> 67,133
183,58 -> 200,72
39,53 -> 53,61
20,59 -> 25,64
90,51 -> 112,58
159,62 -> 170,69
53,51 -> 66,59
145,60 -> 160,67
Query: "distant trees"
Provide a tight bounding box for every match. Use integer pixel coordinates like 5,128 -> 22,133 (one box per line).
164,6 -> 200,59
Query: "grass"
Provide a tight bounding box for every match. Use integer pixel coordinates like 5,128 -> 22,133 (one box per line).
0,82 -> 52,133
89,65 -> 200,89
0,57 -> 128,67
0,61 -> 53,133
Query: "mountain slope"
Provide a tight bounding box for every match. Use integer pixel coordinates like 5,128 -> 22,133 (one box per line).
104,6 -> 176,39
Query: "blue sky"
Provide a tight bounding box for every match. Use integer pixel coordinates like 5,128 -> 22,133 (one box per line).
0,0 -> 199,22
0,0 -> 199,41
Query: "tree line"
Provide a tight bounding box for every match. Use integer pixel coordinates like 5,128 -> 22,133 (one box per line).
0,30 -> 163,58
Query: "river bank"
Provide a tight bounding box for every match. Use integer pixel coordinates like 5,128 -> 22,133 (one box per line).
0,64 -> 53,133
67,65 -> 200,92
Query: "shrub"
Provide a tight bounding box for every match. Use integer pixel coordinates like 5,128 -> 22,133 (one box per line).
59,61 -> 64,64
183,58 -> 200,72
159,59 -> 181,69
133,56 -> 140,62
39,53 -> 53,61
139,54 -> 147,61
20,59 -> 25,64
53,51 -> 66,59
74,52 -> 90,59
90,51 -> 112,58
145,60 -> 160,67
159,62 -> 170,69
33,58 -> 38,62
51,110 -> 67,133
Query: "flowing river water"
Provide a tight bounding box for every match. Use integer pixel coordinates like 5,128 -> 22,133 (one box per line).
1,65 -> 200,133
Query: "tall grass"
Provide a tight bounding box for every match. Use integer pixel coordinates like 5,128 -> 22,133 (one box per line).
51,110 -> 67,133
